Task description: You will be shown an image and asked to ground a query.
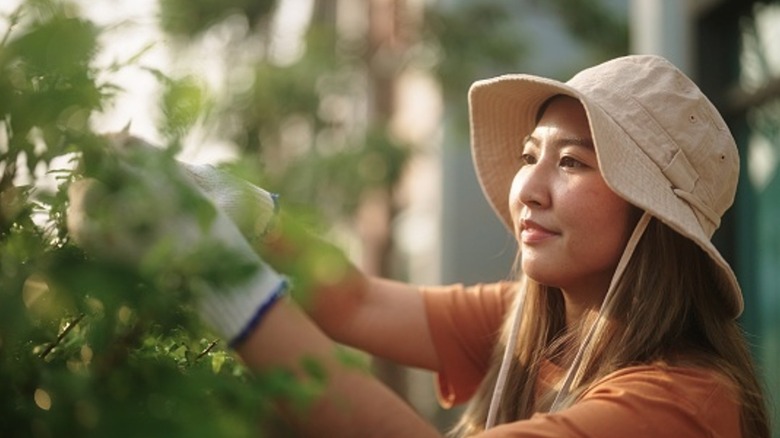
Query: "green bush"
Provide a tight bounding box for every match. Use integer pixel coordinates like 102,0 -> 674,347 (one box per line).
0,2 -> 313,436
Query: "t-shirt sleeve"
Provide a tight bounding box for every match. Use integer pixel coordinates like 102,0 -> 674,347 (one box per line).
474,365 -> 741,438
421,282 -> 516,408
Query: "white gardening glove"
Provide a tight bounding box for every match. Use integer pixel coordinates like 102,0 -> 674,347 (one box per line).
179,162 -> 278,246
66,149 -> 287,346
105,131 -> 279,249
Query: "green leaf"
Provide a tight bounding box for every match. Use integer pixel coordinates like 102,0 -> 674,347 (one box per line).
210,351 -> 227,374
159,75 -> 210,140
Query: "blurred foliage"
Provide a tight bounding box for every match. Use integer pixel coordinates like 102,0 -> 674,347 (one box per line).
152,70 -> 212,143
419,1 -> 527,140
0,3 -> 101,177
0,1 -> 320,436
159,0 -> 275,37
422,0 -> 627,138
0,0 -> 627,436
424,2 -> 528,105
534,0 -> 629,61
193,20 -> 411,219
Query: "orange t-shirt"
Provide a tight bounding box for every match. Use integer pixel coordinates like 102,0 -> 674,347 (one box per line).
421,282 -> 742,438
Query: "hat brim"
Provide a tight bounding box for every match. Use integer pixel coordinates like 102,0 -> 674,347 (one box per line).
468,74 -> 743,317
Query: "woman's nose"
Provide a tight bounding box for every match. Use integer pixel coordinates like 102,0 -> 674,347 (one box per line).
514,161 -> 551,209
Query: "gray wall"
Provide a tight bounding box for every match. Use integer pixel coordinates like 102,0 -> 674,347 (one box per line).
439,143 -> 517,285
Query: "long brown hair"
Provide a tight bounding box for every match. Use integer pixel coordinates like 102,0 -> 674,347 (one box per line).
449,218 -> 770,437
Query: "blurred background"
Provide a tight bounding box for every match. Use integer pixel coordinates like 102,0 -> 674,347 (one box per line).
1,0 -> 778,436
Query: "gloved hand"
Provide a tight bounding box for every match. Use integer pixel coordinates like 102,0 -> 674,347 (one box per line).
179,162 -> 278,246
104,131 -> 279,249
67,147 -> 287,347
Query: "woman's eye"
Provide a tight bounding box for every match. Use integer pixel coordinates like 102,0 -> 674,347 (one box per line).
559,156 -> 585,168
520,153 -> 537,165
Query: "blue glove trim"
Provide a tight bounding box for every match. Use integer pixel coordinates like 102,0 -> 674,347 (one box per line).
228,278 -> 289,348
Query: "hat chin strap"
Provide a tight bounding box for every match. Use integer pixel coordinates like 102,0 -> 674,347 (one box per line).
485,212 -> 652,429
485,278 -> 528,428
549,211 -> 651,412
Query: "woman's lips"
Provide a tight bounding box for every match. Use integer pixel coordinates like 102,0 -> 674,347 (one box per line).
520,219 -> 558,244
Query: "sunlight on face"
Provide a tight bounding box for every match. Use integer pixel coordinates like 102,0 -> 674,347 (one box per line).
509,96 -> 635,301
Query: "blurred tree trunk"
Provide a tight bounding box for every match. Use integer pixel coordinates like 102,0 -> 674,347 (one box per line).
360,0 -> 413,400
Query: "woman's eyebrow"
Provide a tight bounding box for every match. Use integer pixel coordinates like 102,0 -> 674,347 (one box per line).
558,137 -> 594,149
523,134 -> 594,149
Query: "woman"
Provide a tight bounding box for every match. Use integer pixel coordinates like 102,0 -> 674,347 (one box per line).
68,55 -> 769,437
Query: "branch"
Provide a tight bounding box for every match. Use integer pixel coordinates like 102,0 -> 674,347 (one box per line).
196,339 -> 219,360
39,313 -> 86,359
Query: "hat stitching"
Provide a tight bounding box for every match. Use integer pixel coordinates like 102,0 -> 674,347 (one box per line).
591,94 -> 726,234
619,96 -> 680,166
661,150 -> 721,231
663,149 -> 698,193
673,188 -> 721,230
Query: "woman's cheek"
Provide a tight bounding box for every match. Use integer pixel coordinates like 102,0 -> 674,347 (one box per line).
508,170 -> 525,234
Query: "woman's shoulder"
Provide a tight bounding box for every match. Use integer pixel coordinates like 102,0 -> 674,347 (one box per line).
484,363 -> 741,438
589,362 -> 738,400
580,363 -> 741,435
419,281 -> 519,407
420,281 -> 518,308
420,281 -> 517,329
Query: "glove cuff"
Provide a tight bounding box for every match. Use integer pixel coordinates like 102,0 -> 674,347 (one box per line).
196,263 -> 288,346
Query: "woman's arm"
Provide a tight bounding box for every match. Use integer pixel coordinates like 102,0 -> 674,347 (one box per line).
236,299 -> 442,438
179,164 -> 441,372
66,151 -> 447,436
261,215 -> 440,371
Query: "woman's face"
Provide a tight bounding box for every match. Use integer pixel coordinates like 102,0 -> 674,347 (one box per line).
509,96 -> 635,299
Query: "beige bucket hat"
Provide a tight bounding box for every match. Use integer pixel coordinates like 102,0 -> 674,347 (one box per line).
469,54 -> 743,317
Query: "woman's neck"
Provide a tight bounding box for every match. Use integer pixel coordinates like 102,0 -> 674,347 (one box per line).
561,282 -> 608,328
